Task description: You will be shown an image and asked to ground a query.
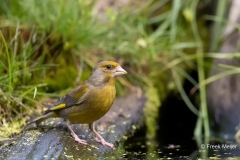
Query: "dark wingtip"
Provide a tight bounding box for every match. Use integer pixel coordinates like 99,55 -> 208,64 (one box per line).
43,109 -> 51,115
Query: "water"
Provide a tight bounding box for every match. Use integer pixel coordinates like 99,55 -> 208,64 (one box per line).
124,126 -> 240,159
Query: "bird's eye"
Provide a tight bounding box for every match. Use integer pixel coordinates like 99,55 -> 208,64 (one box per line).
106,65 -> 112,70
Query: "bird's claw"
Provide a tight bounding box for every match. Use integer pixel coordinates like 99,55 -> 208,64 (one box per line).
95,137 -> 114,149
71,133 -> 88,145
75,138 -> 88,145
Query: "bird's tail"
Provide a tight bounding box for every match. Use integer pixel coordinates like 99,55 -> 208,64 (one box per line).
27,112 -> 57,125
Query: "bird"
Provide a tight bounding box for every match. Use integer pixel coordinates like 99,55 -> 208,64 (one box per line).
28,61 -> 127,148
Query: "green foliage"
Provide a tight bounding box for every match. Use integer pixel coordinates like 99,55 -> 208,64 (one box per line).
5,0 -> 97,48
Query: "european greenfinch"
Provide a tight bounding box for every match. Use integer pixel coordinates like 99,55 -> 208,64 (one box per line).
29,61 -> 127,148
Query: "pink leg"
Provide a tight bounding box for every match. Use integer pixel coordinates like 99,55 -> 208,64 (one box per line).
67,121 -> 87,145
89,123 -> 114,149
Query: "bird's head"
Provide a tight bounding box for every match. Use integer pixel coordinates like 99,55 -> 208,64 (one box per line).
88,61 -> 127,86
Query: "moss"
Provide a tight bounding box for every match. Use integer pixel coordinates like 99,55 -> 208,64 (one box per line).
43,54 -> 78,92
144,86 -> 160,140
0,115 -> 27,141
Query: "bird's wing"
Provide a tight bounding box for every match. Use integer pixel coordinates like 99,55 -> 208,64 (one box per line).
47,82 -> 89,112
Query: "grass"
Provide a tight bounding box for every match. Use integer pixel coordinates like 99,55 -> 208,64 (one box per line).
0,0 -> 230,149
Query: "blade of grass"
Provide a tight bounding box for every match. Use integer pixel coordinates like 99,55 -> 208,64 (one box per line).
174,67 -> 198,85
147,11 -> 170,24
191,67 -> 240,94
0,32 -> 12,98
151,52 -> 240,77
204,15 -> 240,31
20,87 -> 37,98
170,0 -> 181,43
149,15 -> 171,41
191,0 -> 210,138
149,0 -> 169,14
209,0 -> 228,52
172,69 -> 199,115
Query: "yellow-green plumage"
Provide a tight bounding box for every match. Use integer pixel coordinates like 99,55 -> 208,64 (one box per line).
57,82 -> 116,123
29,61 -> 127,148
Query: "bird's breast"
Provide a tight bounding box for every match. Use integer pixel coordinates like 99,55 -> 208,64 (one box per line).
65,85 -> 116,124
90,85 -> 116,113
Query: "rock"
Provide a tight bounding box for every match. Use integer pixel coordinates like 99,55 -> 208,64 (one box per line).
207,0 -> 240,140
0,91 -> 146,159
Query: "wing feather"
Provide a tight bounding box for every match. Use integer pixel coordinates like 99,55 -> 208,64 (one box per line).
47,82 -> 89,112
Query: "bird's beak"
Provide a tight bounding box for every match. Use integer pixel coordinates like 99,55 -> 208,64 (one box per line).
113,66 -> 127,77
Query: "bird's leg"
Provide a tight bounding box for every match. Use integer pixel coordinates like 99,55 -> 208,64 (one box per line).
67,121 -> 87,145
89,122 -> 114,149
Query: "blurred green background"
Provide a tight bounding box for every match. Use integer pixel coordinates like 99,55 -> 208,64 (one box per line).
0,0 -> 228,144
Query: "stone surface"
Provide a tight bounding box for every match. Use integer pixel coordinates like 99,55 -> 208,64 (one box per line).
0,91 -> 146,159
207,0 -> 240,139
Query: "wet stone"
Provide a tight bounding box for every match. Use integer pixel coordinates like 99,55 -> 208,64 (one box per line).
0,92 -> 146,159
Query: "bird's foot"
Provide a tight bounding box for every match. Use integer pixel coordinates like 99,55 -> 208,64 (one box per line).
71,132 -> 87,145
94,137 -> 114,149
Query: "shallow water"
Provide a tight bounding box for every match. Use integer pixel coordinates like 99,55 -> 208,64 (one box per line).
123,126 -> 240,159
124,140 -> 240,159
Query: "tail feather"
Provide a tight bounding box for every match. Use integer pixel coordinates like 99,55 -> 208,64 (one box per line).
28,112 -> 56,125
